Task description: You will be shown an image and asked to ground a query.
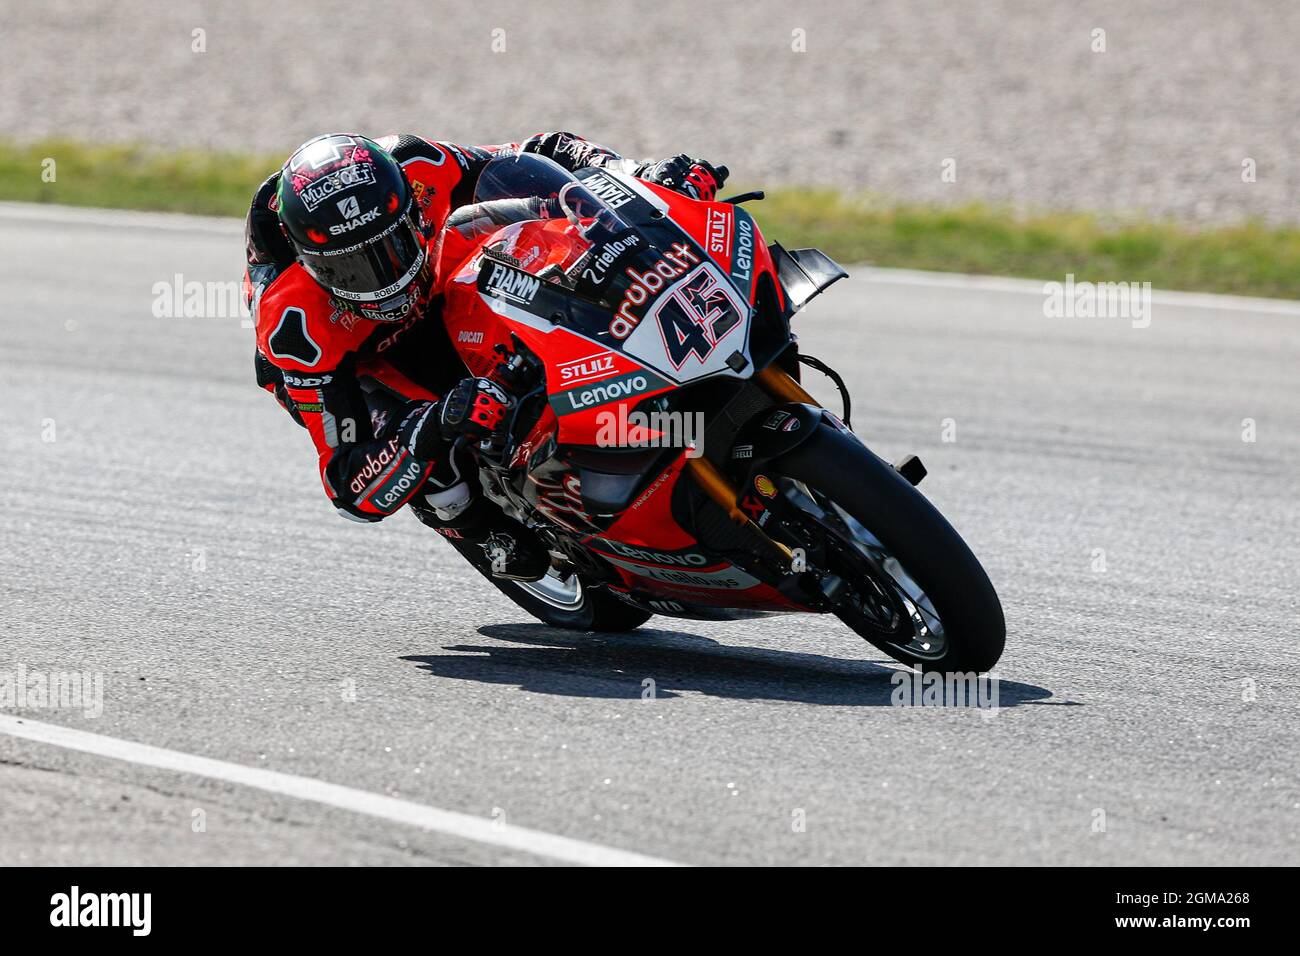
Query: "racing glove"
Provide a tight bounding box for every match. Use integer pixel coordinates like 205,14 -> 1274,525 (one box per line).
520,131 -> 621,172
635,155 -> 728,201
437,377 -> 512,443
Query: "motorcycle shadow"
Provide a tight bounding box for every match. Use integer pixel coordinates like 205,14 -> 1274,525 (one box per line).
400,623 -> 1054,708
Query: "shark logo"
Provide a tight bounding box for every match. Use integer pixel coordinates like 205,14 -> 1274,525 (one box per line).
336,195 -> 361,218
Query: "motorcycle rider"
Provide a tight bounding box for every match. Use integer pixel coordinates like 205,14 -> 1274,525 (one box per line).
245,131 -> 726,580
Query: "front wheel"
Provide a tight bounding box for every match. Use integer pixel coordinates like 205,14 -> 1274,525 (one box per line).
772,423 -> 1005,672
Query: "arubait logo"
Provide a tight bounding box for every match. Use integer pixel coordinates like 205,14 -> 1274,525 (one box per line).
349,438 -> 403,495
609,243 -> 701,339
484,262 -> 541,304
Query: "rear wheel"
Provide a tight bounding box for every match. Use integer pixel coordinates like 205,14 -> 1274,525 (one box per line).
773,423 -> 1005,672
477,563 -> 651,632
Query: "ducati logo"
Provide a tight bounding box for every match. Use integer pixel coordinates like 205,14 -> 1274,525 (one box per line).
336,196 -> 361,218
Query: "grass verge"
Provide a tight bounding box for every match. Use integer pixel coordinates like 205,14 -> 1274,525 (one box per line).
4,139 -> 1298,299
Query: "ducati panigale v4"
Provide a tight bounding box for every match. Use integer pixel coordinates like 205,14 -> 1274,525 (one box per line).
435,153 -> 1005,672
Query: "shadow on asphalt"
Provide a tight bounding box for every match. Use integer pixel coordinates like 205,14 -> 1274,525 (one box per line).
400,623 -> 1054,707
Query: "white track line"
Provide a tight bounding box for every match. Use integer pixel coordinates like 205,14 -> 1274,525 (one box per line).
0,201 -> 241,235
3,201 -> 1298,315
0,714 -> 682,867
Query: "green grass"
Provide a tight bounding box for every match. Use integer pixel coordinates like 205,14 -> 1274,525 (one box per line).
5,138 -> 1299,298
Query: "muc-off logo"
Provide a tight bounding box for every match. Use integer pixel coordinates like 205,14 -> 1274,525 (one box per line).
484,262 -> 541,305
583,172 -> 635,209
299,162 -> 376,212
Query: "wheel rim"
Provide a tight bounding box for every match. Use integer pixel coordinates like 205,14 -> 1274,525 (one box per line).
514,568 -> 585,611
787,482 -> 950,661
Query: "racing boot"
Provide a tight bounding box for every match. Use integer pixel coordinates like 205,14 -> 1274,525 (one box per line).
411,485 -> 551,582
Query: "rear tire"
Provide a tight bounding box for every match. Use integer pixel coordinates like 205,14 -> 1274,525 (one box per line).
468,559 -> 651,632
775,423 -> 1005,672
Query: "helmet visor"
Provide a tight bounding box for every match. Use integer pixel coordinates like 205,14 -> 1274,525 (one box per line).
298,203 -> 427,302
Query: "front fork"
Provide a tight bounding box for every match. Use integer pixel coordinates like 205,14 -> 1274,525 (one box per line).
683,365 -> 820,571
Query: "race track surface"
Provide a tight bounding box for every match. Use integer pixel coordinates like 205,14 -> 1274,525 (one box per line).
1,204 -> 1297,865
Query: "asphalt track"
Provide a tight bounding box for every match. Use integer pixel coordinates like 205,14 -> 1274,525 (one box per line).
1,203 -> 1297,866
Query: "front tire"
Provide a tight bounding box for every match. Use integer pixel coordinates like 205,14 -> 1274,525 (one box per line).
774,423 -> 1005,672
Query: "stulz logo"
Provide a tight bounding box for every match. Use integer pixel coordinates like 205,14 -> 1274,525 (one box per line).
706,208 -> 731,256
328,202 -> 381,236
583,172 -> 635,209
609,243 -> 701,339
50,886 -> 152,936
558,351 -> 616,385
484,262 -> 541,304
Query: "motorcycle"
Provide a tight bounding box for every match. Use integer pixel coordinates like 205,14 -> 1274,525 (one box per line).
433,153 -> 1005,673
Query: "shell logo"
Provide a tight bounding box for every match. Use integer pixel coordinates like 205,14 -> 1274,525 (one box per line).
754,475 -> 777,498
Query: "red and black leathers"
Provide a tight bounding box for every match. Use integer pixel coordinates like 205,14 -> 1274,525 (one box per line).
245,132 -> 714,523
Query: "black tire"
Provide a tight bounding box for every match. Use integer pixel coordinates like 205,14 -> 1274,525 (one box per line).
439,526 -> 651,632
471,561 -> 652,632
774,423 -> 1006,672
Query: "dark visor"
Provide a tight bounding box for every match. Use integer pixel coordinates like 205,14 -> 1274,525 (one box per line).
298,206 -> 426,301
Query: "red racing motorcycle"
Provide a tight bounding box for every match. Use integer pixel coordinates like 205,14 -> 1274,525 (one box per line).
434,153 -> 1005,672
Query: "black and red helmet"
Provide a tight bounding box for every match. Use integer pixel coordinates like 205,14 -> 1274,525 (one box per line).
276,134 -> 431,322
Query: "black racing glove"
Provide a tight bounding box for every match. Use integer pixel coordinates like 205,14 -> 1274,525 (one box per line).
635,155 -> 728,201
520,131 -> 619,172
399,401 -> 445,461
437,377 -> 512,443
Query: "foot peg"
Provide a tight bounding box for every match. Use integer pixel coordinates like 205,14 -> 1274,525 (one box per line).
894,454 -> 927,486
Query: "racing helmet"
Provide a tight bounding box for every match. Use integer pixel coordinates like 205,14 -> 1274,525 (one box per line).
276,134 -> 431,322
